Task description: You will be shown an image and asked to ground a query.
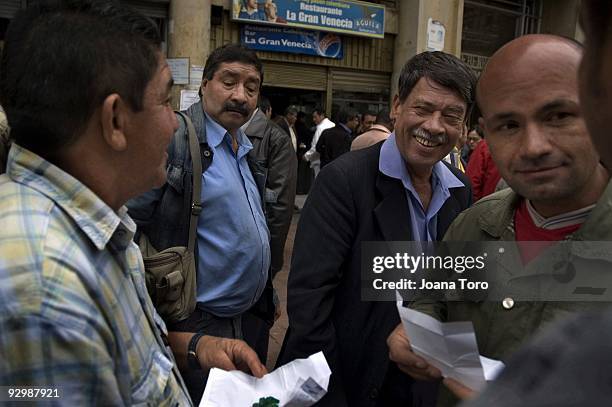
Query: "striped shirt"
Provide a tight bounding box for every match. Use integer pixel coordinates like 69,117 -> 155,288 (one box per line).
525,199 -> 594,230
0,144 -> 191,406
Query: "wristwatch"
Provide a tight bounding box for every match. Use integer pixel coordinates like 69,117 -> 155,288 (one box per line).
187,332 -> 206,370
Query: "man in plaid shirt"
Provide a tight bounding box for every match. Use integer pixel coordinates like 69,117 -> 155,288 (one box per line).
0,1 -> 265,405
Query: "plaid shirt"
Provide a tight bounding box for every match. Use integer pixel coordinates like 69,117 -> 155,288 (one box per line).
0,144 -> 192,406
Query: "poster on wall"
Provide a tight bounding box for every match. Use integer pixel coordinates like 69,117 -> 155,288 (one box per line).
241,24 -> 343,59
427,18 -> 445,51
231,0 -> 385,39
167,58 -> 189,85
190,65 -> 204,86
180,89 -> 200,111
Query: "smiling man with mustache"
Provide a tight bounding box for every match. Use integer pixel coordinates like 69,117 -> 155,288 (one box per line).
389,34 -> 612,407
128,43 -> 271,404
278,52 -> 475,406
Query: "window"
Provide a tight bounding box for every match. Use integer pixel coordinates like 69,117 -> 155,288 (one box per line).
461,0 -> 541,72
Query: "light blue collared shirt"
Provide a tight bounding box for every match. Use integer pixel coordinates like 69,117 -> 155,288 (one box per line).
196,113 -> 271,317
379,133 -> 464,241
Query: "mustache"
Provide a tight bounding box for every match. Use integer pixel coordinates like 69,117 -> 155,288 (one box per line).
412,127 -> 447,144
223,102 -> 249,116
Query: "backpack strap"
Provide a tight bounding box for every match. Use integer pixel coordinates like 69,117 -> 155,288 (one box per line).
176,111 -> 201,254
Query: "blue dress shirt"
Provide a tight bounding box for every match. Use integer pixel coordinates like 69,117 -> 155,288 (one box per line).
196,113 -> 271,317
379,133 -> 464,241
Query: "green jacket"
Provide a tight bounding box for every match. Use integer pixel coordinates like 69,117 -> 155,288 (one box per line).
411,183 -> 612,406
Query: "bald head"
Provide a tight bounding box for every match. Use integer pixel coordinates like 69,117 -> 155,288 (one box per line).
477,35 -> 582,114
475,34 -> 608,217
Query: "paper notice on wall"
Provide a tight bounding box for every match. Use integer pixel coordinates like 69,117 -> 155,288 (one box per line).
190,65 -> 204,86
167,58 -> 189,85
427,18 -> 446,51
180,89 -> 200,111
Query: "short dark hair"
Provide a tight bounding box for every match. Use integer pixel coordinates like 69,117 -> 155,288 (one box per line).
375,108 -> 392,125
258,96 -> 271,114
336,109 -> 359,125
284,105 -> 298,116
471,125 -> 485,138
397,51 -> 477,120
362,110 -> 376,118
203,43 -> 263,85
313,106 -> 325,117
0,0 -> 162,157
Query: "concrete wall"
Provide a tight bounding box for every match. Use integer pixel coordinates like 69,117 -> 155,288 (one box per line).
168,0 -> 211,109
391,0 -> 464,99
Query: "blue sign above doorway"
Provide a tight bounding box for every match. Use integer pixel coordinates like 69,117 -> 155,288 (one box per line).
241,24 -> 343,59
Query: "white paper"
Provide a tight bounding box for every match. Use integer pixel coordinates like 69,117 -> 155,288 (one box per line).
167,57 -> 189,85
480,355 -> 505,381
427,18 -> 445,51
190,64 -> 205,86
180,89 -> 200,111
396,300 -> 504,391
200,352 -> 331,407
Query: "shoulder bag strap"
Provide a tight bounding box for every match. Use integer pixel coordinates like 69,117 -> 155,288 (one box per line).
176,111 -> 201,254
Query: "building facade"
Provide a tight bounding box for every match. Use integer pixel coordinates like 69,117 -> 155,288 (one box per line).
0,0 -> 582,122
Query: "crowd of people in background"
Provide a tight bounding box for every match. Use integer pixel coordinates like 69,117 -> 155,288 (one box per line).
1,1 -> 612,406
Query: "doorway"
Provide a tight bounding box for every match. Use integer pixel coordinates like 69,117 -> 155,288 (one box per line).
262,86 -> 324,128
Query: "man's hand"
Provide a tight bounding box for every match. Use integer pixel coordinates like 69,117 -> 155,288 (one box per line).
196,336 -> 267,378
443,378 -> 476,400
387,323 -> 442,381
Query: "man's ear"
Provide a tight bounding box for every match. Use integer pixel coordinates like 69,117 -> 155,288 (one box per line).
390,94 -> 400,120
100,94 -> 128,152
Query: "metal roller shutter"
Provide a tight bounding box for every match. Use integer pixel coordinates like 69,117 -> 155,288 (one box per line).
331,69 -> 391,94
263,61 -> 327,91
332,69 -> 391,93
0,0 -> 21,19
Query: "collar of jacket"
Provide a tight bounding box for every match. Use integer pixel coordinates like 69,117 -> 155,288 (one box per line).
476,188 -> 520,239
185,100 -> 266,210
338,123 -> 352,135
476,179 -> 612,241
572,179 -> 612,241
185,100 -> 209,145
373,154 -> 468,242
243,109 -> 267,139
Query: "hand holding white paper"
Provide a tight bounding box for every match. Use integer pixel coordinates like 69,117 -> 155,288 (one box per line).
396,296 -> 504,391
200,351 -> 331,406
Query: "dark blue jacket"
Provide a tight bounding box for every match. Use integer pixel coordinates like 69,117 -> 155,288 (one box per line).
278,142 -> 472,407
